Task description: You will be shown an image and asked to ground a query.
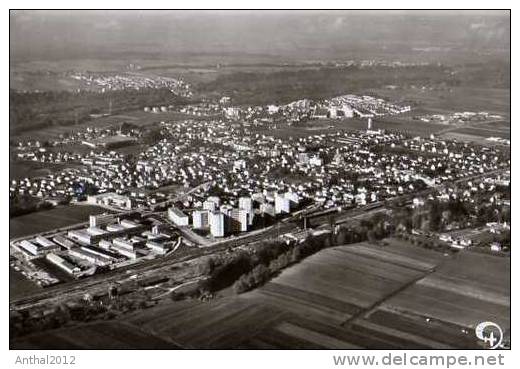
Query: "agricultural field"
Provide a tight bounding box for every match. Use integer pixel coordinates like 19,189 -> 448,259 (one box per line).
10,205 -> 108,239
380,251 -> 510,331
124,240 -> 507,349
368,86 -> 510,118
448,126 -> 510,140
10,321 -> 180,349
441,132 -> 510,146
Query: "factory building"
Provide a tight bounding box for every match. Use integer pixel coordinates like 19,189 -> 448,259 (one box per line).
106,223 -> 126,232
120,219 -> 141,229
113,237 -> 137,251
52,235 -> 77,249
81,245 -> 122,262
87,227 -> 108,237
209,211 -> 225,237
69,248 -> 113,266
46,253 -> 81,275
168,207 -> 189,226
18,238 -> 60,256
110,244 -> 140,259
34,236 -> 58,249
68,229 -> 95,245
146,241 -> 170,255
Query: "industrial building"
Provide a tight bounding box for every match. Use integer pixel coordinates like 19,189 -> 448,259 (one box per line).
18,238 -> 60,257
68,247 -> 113,267
68,229 -> 96,244
46,253 -> 81,275
52,235 -> 77,249
146,241 -> 170,255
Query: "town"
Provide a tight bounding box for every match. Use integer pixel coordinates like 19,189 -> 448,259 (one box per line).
9,110 -> 511,288
9,9 -> 510,351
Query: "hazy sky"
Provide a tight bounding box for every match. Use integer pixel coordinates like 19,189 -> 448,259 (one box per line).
10,10 -> 510,62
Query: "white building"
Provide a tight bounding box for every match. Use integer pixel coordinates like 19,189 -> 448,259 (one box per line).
193,210 -> 210,229
203,196 -> 221,211
147,241 -> 170,255
168,207 -> 189,226
239,196 -> 253,213
209,211 -> 225,237
89,213 -> 114,228
46,253 -> 80,275
275,194 -> 291,214
230,208 -> 249,232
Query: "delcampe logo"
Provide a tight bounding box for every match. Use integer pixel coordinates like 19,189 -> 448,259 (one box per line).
475,321 -> 503,349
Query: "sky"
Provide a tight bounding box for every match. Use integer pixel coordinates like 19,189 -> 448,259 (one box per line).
10,10 -> 510,63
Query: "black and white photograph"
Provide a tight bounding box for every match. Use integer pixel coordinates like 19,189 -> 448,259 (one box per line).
9,8 -> 511,354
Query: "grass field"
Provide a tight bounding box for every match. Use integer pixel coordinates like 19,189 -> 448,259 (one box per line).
10,205 -> 108,239
9,158 -> 86,181
10,239 -> 510,349
449,126 -> 510,139
9,267 -> 41,299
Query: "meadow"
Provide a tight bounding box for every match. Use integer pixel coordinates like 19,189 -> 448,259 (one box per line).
10,205 -> 108,239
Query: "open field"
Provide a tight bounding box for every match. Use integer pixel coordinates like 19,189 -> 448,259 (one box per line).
381,251 -> 510,330
9,158 -> 85,181
10,321 -> 180,349
449,126 -> 510,139
10,267 -> 41,299
126,240 -> 508,349
10,205 -> 108,239
10,109 -> 208,143
441,132 -> 510,146
368,87 -> 510,118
